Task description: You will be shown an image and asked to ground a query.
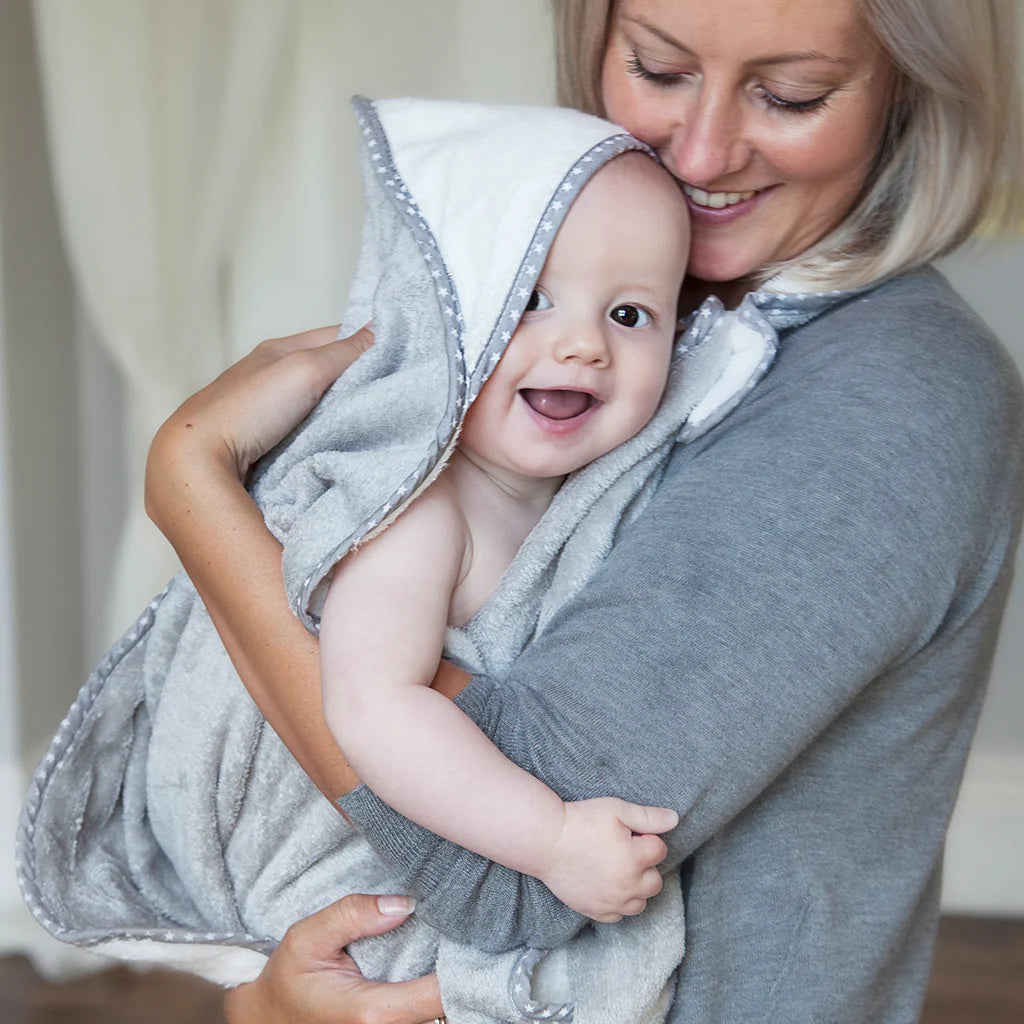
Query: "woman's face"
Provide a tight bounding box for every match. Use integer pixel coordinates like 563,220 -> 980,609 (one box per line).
601,0 -> 893,296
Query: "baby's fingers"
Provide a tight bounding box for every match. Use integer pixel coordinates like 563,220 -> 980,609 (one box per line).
613,869 -> 664,920
616,802 -> 679,836
630,831 -> 669,871
639,865 -> 664,900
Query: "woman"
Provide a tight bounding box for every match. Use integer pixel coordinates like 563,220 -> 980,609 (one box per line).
146,0 -> 1024,1021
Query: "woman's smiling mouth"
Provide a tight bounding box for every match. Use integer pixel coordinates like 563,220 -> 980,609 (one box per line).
682,184 -> 759,209
680,183 -> 773,226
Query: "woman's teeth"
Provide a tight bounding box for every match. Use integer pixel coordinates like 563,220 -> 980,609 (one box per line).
683,185 -> 758,209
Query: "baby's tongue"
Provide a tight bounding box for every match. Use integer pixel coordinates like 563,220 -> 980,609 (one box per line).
520,388 -> 591,420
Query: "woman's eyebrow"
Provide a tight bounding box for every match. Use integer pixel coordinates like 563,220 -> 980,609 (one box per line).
621,15 -> 696,55
756,52 -> 855,69
622,15 -> 854,68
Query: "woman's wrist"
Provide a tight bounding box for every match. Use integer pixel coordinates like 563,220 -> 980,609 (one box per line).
223,978 -> 263,1024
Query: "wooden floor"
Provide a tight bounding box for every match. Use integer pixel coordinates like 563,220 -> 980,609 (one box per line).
1,916 -> 1021,1023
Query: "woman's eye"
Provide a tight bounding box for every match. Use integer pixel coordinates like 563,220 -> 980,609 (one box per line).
756,85 -> 832,115
625,52 -> 686,89
526,290 -> 552,312
610,305 -> 651,328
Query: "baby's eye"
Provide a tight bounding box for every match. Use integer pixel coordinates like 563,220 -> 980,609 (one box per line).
526,290 -> 552,312
610,304 -> 651,328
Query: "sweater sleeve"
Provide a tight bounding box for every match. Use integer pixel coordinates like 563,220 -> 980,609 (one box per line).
339,275 -> 1024,952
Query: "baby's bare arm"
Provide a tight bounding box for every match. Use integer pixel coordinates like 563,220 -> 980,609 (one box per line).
319,484 -> 675,919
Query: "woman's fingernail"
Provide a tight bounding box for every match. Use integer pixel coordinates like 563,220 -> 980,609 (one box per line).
377,894 -> 416,917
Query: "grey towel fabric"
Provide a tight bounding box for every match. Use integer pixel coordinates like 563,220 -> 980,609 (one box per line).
16,97 -> 841,1022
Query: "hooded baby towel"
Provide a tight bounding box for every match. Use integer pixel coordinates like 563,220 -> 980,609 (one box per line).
18,97 -> 803,1023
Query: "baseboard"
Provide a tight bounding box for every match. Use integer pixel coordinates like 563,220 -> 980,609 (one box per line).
941,749 -> 1024,916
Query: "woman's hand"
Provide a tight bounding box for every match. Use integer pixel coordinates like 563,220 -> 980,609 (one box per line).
147,324 -> 374,519
223,894 -> 443,1024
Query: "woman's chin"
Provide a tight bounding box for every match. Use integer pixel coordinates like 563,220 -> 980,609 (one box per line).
685,246 -> 763,289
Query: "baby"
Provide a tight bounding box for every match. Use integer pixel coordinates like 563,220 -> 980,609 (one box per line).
321,150 -> 691,922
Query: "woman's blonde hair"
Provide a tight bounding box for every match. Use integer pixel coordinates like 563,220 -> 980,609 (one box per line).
553,0 -> 1024,290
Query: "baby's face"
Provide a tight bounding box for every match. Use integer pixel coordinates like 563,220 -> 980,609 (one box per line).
460,153 -> 690,483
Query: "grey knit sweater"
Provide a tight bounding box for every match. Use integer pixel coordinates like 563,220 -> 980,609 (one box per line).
341,268 -> 1024,1023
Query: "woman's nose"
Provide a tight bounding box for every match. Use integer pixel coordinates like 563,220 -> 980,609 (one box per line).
663,88 -> 752,187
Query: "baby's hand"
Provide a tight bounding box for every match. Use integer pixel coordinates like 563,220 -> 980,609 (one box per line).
539,798 -> 678,922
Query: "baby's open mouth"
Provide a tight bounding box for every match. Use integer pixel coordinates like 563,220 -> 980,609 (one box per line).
519,388 -> 597,420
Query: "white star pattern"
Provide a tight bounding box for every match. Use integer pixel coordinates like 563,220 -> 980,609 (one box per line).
540,220 -> 553,232
501,331 -> 512,342
551,200 -> 564,211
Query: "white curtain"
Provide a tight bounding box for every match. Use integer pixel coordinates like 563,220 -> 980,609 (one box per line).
31,0 -> 554,640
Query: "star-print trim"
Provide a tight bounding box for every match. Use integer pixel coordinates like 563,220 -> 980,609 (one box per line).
508,947 -> 575,1022
295,97 -> 469,628
464,134 -> 656,410
15,587 -> 278,954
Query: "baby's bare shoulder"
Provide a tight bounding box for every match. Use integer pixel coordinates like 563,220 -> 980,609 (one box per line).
371,472 -> 470,565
